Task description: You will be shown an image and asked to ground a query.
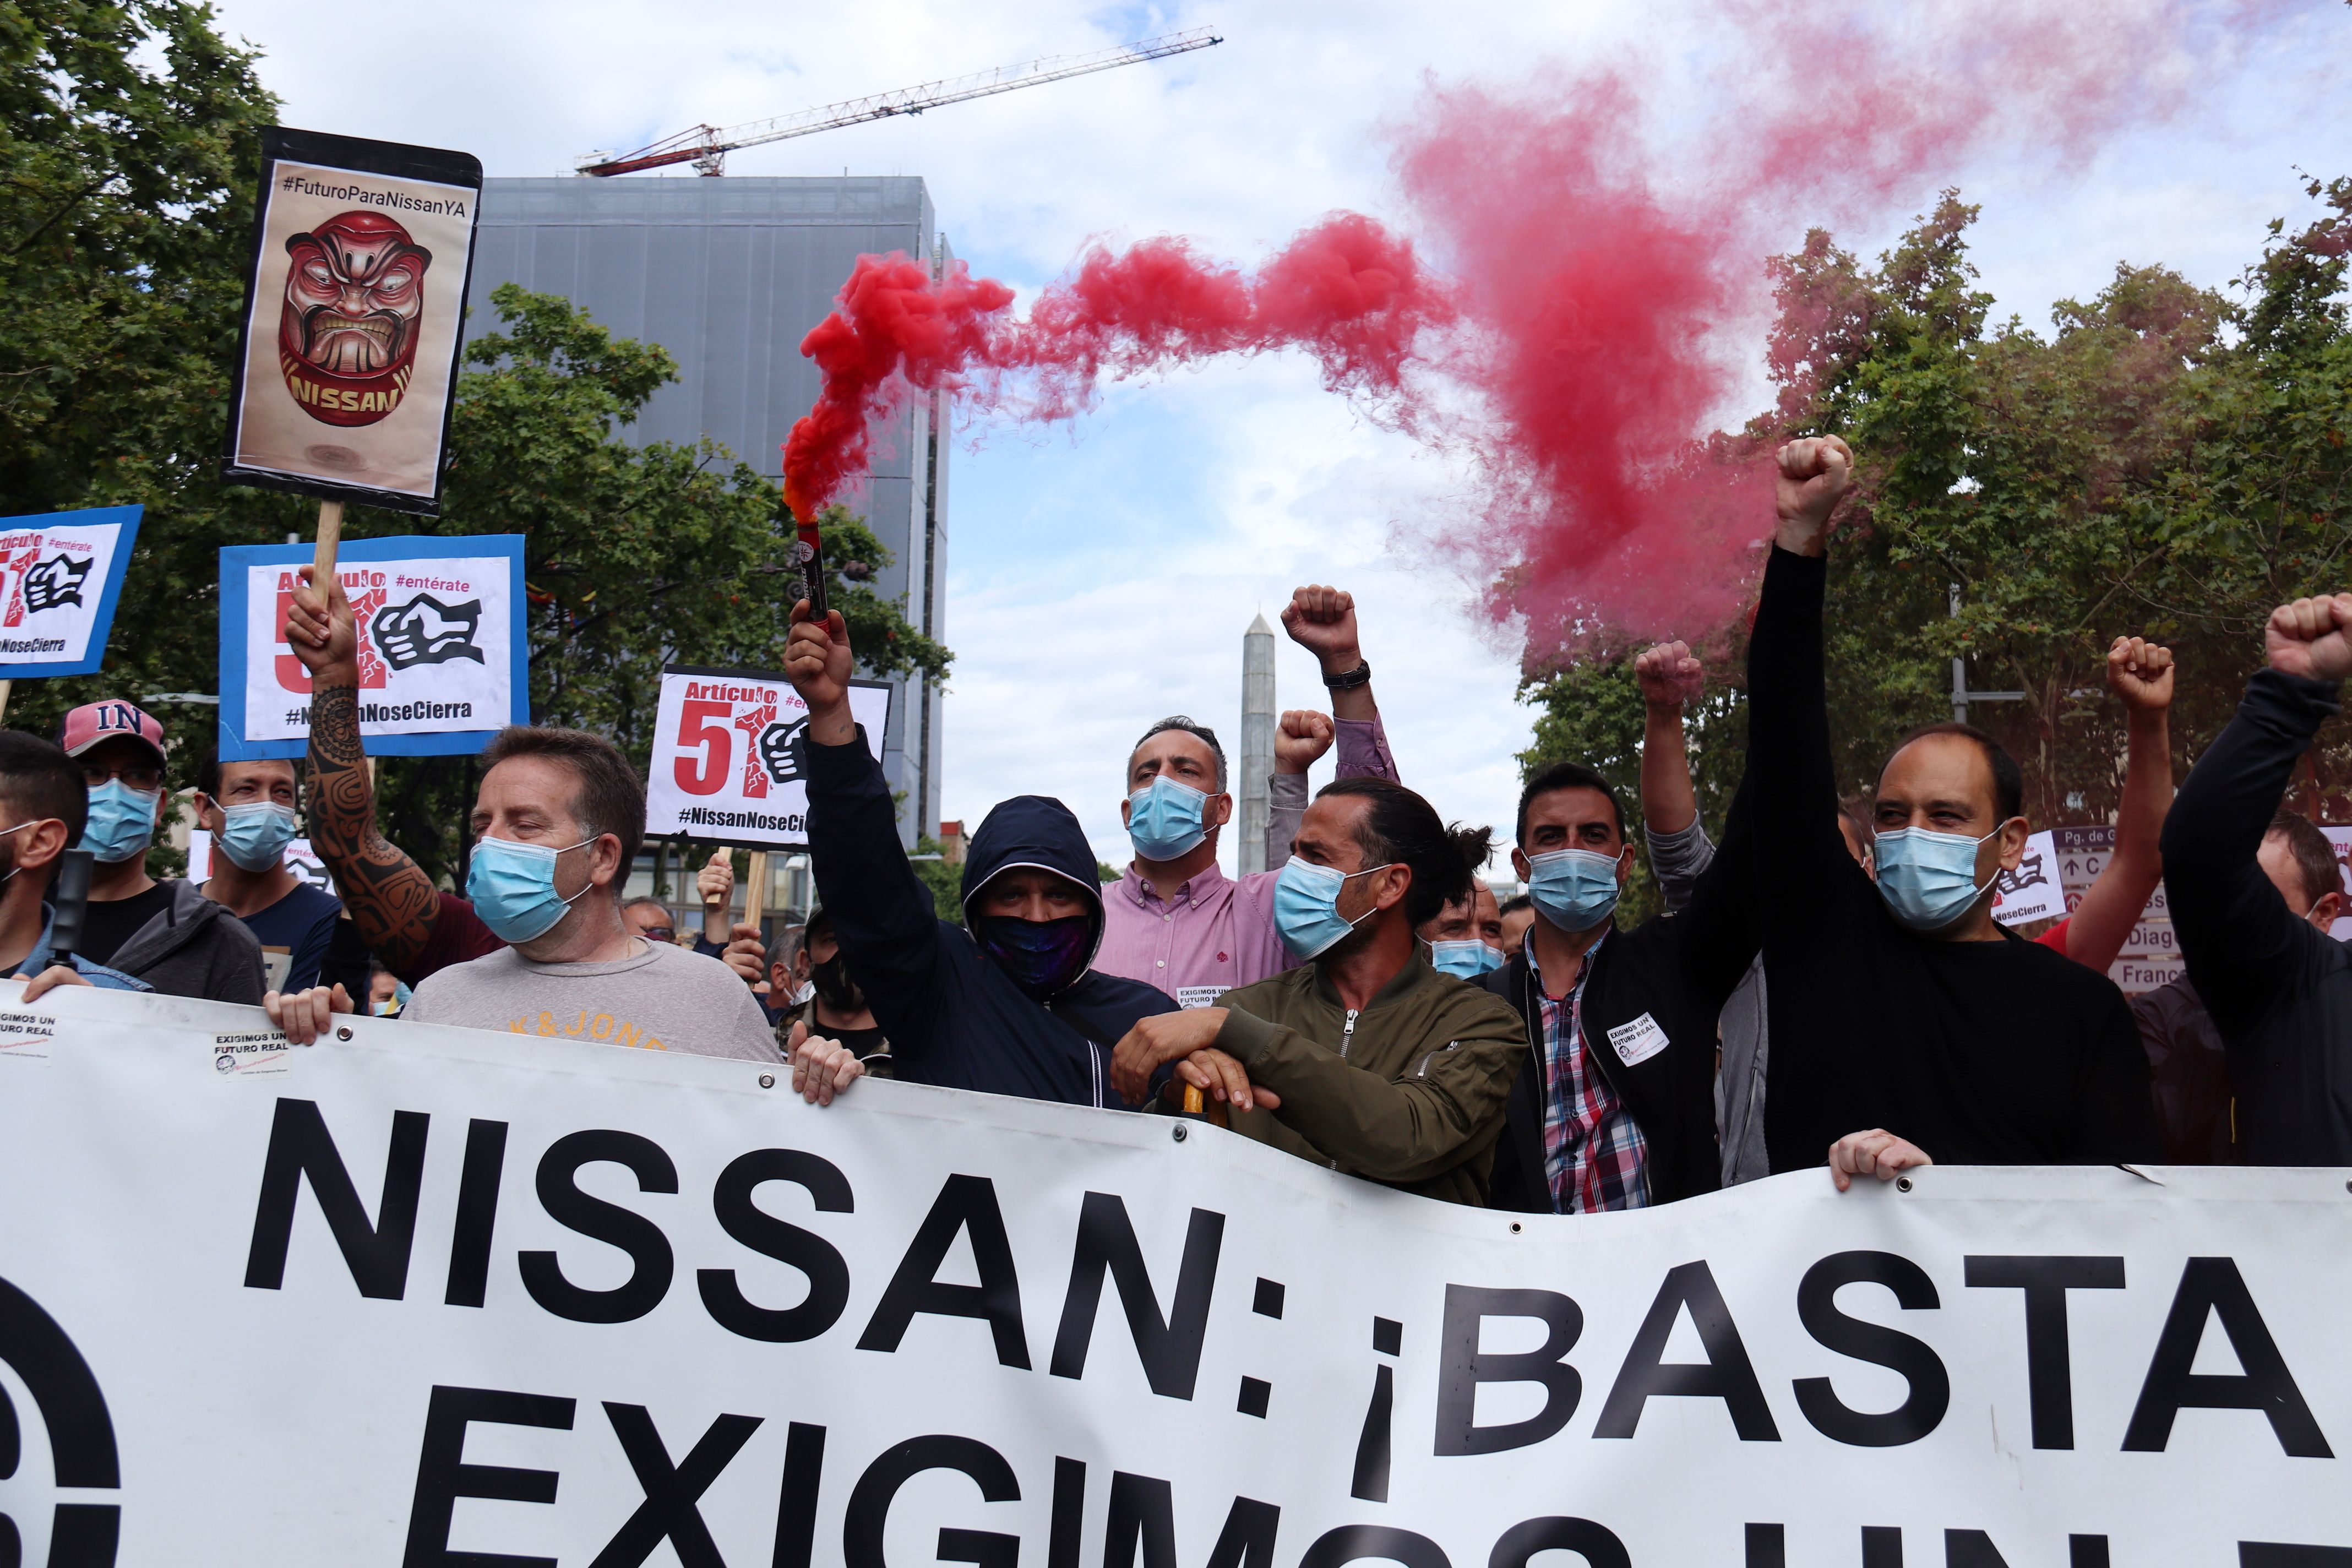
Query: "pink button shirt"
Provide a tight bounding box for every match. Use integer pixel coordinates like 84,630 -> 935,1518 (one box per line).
1096,717 -> 1399,1004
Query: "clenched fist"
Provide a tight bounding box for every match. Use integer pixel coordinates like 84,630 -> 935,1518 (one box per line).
2265,594 -> 2352,685
285,565 -> 360,685
784,602 -> 858,745
1274,709 -> 1335,775
1634,640 -> 1704,709
1282,584 -> 1361,676
1774,434 -> 1855,554
698,849 -> 735,909
2105,636 -> 2175,714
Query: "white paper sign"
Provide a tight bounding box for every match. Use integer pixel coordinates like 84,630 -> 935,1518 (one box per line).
0,510 -> 134,672
644,666 -> 891,849
239,554 -> 516,745
1,985 -> 2349,1565
1991,829 -> 2062,927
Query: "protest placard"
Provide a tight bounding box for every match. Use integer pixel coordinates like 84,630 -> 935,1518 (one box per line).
0,505 -> 141,680
216,535 -> 525,759
1989,829 -> 2061,927
221,128 -> 482,515
644,664 -> 893,850
0,984 -> 2347,1564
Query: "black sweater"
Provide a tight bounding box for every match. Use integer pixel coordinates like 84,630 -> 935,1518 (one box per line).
1750,547 -> 2158,1170
2160,667 -> 2352,1162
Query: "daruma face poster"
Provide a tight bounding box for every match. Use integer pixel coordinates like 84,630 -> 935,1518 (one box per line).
222,128 -> 483,514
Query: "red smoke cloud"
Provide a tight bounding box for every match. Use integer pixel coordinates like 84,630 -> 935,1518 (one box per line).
784,1 -> 2298,654
781,214 -> 1449,523
1395,1 -> 2285,652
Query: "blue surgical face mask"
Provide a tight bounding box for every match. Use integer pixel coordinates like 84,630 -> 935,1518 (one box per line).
1126,775 -> 1212,862
1872,824 -> 2007,932
215,801 -> 298,873
465,835 -> 595,944
1429,938 -> 1505,979
1273,854 -> 1396,961
1526,846 -> 1623,933
81,778 -> 159,865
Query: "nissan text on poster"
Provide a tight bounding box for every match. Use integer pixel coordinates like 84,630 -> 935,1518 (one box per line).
0,505 -> 140,678
645,665 -> 894,850
221,128 -> 483,514
216,535 -> 525,760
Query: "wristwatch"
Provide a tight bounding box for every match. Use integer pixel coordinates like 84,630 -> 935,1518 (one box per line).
1322,659 -> 1373,692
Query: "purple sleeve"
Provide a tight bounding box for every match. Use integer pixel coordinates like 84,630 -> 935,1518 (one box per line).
1334,716 -> 1399,783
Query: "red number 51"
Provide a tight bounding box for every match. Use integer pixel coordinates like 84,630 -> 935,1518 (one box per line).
674,699 -> 733,795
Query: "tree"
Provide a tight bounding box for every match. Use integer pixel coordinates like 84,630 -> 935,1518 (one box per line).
0,1 -> 300,737
1521,178 -> 2352,841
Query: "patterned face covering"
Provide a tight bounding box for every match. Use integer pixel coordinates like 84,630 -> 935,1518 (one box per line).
974,913 -> 1094,999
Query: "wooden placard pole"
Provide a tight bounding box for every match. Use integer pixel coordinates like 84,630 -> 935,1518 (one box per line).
313,498 -> 344,593
0,679 -> 13,725
743,850 -> 770,931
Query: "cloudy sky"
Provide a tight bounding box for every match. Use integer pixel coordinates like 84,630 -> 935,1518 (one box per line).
206,0 -> 2352,873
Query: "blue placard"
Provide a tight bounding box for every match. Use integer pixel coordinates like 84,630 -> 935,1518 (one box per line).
217,533 -> 528,760
0,505 -> 143,679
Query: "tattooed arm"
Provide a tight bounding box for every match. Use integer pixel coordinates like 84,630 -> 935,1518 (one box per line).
287,566 -> 447,974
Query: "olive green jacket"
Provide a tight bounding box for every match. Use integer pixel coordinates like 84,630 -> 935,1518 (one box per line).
1213,953 -> 1528,1205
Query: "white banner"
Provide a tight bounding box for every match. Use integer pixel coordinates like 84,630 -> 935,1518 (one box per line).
1,988 -> 2349,1565
645,665 -> 892,849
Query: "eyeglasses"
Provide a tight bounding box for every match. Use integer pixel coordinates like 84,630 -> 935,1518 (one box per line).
82,763 -> 163,792
640,926 -> 677,943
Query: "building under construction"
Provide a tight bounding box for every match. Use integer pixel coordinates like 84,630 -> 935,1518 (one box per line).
459,175 -> 950,853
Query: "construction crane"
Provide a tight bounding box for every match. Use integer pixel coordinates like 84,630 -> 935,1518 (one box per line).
576,27 -> 1222,178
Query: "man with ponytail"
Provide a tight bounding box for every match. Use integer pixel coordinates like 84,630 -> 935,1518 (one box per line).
1109,777 -> 1527,1205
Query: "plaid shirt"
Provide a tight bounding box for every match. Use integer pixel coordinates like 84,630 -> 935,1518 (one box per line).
1527,935 -> 1651,1213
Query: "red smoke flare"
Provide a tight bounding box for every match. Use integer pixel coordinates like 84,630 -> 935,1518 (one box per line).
780,214 -> 1450,522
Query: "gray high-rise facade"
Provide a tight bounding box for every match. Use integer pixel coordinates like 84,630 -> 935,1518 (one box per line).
463,176 -> 949,847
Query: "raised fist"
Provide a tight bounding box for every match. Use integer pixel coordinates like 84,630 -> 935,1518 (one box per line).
1774,434 -> 1856,546
1274,709 -> 1335,774
2105,635 -> 2175,714
285,565 -> 361,683
1281,584 -> 1361,674
2265,594 -> 2352,684
785,602 -> 854,713
1634,640 -> 1705,708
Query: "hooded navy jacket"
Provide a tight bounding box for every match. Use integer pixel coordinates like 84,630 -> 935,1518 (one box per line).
802,726 -> 1178,1107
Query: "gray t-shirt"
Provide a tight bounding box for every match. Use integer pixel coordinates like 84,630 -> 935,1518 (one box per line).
402,939 -> 778,1062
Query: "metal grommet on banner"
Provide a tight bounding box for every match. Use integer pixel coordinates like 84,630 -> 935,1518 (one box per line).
1896,1176 -> 1914,1193
1509,1222 -> 1523,1234
1172,1124 -> 1189,1142
759,1073 -> 776,1089
334,1027 -> 352,1042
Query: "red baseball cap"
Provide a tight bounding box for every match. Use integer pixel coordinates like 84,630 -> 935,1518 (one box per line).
58,700 -> 168,773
